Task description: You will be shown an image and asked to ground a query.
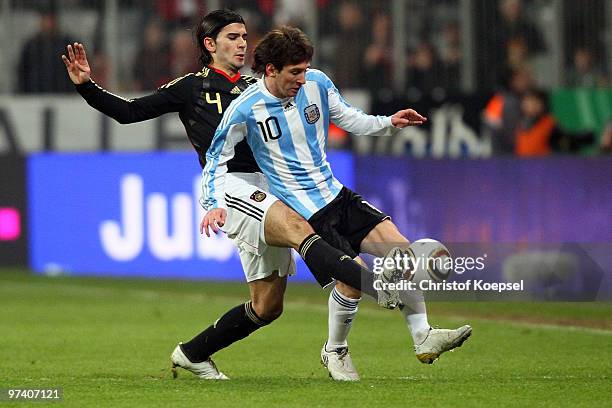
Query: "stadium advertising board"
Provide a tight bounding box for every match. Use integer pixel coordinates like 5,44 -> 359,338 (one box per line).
27,152 -> 353,280
0,155 -> 27,266
26,151 -> 611,297
355,156 -> 612,243
355,156 -> 612,300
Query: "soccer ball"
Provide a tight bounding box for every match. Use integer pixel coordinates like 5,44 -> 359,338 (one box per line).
406,238 -> 453,283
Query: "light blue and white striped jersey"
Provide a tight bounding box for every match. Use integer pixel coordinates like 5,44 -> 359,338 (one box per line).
202,69 -> 394,220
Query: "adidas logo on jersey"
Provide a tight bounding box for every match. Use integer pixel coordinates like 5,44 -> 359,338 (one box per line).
283,101 -> 296,111
230,86 -> 242,95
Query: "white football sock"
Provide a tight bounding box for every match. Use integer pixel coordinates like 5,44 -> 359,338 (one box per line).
326,286 -> 360,350
399,289 -> 430,345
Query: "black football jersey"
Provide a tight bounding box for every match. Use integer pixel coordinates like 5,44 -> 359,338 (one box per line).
75,67 -> 259,172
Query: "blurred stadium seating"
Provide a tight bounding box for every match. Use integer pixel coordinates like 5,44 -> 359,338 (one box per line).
0,0 -> 609,156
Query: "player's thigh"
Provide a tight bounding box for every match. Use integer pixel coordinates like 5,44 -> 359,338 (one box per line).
360,219 -> 411,257
323,188 -> 398,256
263,200 -> 314,249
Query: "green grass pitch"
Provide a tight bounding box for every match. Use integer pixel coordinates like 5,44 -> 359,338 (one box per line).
1,269 -> 611,407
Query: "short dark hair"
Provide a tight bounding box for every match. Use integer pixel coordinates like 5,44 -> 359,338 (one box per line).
523,88 -> 550,111
194,9 -> 245,66
252,26 -> 314,75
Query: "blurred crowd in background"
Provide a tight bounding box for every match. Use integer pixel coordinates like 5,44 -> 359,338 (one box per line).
1,0 -> 611,155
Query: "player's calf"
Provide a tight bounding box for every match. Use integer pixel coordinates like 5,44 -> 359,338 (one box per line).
249,272 -> 286,321
334,280 -> 361,299
177,301 -> 272,368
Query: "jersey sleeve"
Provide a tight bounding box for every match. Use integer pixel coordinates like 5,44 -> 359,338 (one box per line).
75,74 -> 193,123
309,69 -> 394,136
200,106 -> 248,210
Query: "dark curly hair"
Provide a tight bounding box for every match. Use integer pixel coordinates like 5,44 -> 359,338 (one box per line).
194,9 -> 245,66
252,26 -> 314,75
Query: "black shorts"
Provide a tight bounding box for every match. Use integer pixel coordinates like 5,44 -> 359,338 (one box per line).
308,187 -> 390,258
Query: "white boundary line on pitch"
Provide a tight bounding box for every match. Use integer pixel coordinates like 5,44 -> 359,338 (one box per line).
440,314 -> 612,336
3,280 -> 612,336
283,300 -> 612,336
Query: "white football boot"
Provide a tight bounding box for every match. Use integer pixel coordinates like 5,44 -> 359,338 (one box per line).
414,325 -> 472,364
320,343 -> 360,381
376,247 -> 408,309
171,343 -> 229,380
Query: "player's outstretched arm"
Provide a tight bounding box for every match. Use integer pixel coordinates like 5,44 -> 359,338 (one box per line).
62,42 -> 190,124
61,42 -> 91,85
390,109 -> 428,128
318,69 -> 426,136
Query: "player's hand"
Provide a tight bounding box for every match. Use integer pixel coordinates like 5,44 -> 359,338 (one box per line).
200,208 -> 227,237
61,42 -> 91,84
391,109 -> 427,128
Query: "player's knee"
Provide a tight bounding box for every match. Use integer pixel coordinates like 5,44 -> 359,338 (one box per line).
265,202 -> 314,248
286,211 -> 314,243
372,220 -> 400,239
251,287 -> 284,322
272,207 -> 314,249
361,220 -> 410,255
252,299 -> 283,322
335,281 -> 361,299
264,303 -> 283,321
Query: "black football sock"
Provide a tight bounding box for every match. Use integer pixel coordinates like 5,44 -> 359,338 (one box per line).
298,234 -> 377,299
180,301 -> 271,363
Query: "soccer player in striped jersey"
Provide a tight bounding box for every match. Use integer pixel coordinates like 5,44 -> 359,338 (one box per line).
63,10 -> 399,381
202,26 -> 472,380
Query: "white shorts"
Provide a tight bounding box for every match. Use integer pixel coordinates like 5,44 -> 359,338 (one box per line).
222,172 -> 296,282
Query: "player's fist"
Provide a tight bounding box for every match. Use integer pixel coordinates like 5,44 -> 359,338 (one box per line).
61,42 -> 91,84
391,109 -> 427,128
200,208 -> 227,237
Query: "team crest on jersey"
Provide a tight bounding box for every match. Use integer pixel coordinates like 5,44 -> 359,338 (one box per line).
250,190 -> 267,202
304,104 -> 320,124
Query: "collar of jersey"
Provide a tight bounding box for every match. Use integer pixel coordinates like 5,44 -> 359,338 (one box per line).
257,77 -> 293,102
208,65 -> 241,83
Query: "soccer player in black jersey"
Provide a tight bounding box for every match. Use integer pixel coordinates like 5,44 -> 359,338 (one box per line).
62,10 -> 399,380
